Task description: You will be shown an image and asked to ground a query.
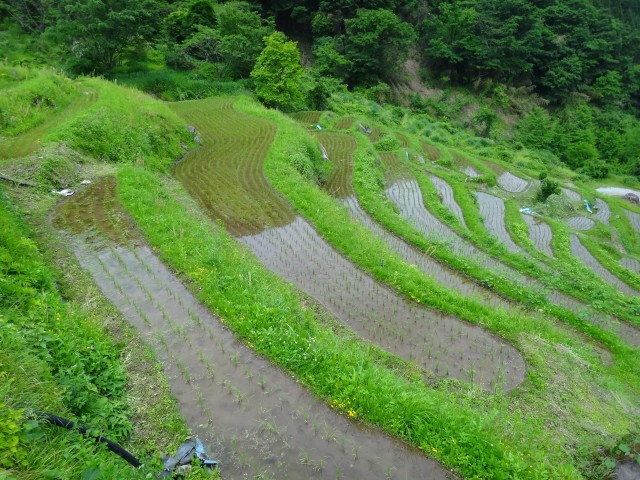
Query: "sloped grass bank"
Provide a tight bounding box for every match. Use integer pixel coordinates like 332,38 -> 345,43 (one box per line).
0,192 -> 144,478
47,78 -> 191,172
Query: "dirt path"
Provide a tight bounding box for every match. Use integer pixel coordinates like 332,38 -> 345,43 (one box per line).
54,179 -> 453,480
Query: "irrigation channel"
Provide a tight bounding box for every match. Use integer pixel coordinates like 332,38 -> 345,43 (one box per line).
378,152 -> 640,347
170,99 -> 525,393
54,178 -> 452,480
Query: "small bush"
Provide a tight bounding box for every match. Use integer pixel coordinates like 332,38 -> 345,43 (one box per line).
374,134 -> 401,152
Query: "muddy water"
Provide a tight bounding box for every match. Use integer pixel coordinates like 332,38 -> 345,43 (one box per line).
240,217 -> 525,391
428,175 -> 467,227
497,172 -> 530,193
597,186 -> 640,198
570,235 -> 639,297
522,214 -> 554,256
475,192 -> 526,255
54,181 -> 453,480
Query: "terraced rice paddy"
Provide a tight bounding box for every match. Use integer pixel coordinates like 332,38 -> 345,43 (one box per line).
561,187 -> 582,202
475,192 -> 525,254
377,153 -> 640,345
420,142 -> 441,162
396,133 -> 409,148
592,198 -> 611,224
428,174 -> 467,227
621,257 -> 640,273
570,235 -> 639,297
334,116 -> 354,130
53,179 -> 451,480
497,172 -> 529,193
317,131 -> 512,311
314,132 -> 357,199
567,216 -> 595,231
290,111 -> 322,125
522,214 -> 554,256
171,100 -> 527,392
171,98 -> 294,236
625,209 -> 640,234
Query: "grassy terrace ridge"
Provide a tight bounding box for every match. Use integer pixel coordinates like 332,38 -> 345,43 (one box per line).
113,96 -> 639,478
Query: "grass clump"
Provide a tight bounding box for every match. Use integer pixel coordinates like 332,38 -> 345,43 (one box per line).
48,78 -> 192,171
0,66 -> 76,135
0,191 -> 139,478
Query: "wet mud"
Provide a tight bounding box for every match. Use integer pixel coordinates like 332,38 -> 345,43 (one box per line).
54,180 -> 454,480
592,198 -> 611,225
561,188 -> 582,202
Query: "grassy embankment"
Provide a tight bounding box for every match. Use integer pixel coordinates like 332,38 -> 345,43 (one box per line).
116,96 -> 639,478
0,67 -> 212,479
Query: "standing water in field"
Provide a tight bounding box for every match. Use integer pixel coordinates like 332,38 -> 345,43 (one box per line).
54,178 -> 453,480
171,100 -> 526,392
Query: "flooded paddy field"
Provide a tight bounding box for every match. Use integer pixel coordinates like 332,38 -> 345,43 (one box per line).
625,209 -> 640,234
428,174 -> 467,227
475,192 -> 526,255
54,179 -> 453,480
240,216 -> 525,391
521,214 -> 554,256
570,235 -> 639,297
377,153 -> 640,345
567,216 -> 595,231
497,172 -> 530,193
171,106 -> 524,391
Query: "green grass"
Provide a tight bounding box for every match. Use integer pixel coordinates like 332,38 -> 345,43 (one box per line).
115,95 -> 637,477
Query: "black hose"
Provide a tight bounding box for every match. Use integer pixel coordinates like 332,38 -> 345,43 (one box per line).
31,411 -> 141,467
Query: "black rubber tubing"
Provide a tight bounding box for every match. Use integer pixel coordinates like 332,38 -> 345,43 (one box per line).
31,411 -> 141,467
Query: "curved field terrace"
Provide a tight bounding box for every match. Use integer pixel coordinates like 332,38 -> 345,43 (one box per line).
522,214 -> 554,256
429,174 -> 467,227
475,192 -> 526,255
497,172 -> 530,193
54,179 -> 452,480
570,235 -> 639,297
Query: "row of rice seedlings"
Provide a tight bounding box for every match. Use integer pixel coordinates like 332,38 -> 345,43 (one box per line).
171,98 -> 294,236
240,216 -> 524,391
570,235 -> 639,297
